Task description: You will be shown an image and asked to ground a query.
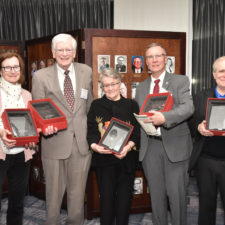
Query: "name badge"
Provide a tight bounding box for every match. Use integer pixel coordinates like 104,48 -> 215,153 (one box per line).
80,88 -> 88,99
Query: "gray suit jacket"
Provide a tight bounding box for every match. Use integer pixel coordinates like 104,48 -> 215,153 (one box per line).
135,72 -> 194,162
32,62 -> 93,159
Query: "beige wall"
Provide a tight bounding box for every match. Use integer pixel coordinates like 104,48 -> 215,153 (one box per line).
114,0 -> 192,79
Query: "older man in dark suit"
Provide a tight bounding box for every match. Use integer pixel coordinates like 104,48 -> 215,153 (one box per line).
32,33 -> 93,225
135,43 -> 194,225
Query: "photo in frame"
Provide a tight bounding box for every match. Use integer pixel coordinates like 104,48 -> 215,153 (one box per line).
131,82 -> 140,99
47,58 -> 54,67
99,117 -> 134,154
206,98 -> 225,135
115,55 -> 127,73
165,56 -> 175,73
98,55 -> 110,72
131,56 -> 143,73
30,101 -> 62,120
139,92 -> 173,116
28,98 -> 67,132
133,177 -> 143,195
38,59 -> 46,69
1,109 -> 39,146
31,61 -> 37,77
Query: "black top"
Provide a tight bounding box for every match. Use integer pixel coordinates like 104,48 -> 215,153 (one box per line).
189,88 -> 225,173
87,95 -> 140,172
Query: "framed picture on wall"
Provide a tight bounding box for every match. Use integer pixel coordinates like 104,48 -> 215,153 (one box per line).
115,55 -> 127,73
166,56 -> 175,73
98,55 -> 110,72
132,56 -> 143,73
133,177 -> 143,195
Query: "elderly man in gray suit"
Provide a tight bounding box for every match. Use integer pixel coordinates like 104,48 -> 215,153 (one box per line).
135,43 -> 194,225
32,33 -> 93,225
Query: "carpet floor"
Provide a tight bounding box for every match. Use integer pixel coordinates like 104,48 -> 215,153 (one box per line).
0,178 -> 224,224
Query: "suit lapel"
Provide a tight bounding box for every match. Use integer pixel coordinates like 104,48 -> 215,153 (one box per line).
143,77 -> 151,97
162,72 -> 171,91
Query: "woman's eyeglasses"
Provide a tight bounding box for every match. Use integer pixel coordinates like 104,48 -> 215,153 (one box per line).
1,65 -> 21,72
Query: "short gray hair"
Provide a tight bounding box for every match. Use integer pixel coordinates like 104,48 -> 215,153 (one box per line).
213,56 -> 225,72
145,43 -> 167,56
99,68 -> 121,83
51,33 -> 77,50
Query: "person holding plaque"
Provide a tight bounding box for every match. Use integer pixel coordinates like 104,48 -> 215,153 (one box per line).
87,68 -> 140,225
32,33 -> 93,225
189,56 -> 225,225
135,43 -> 194,225
0,52 -> 36,225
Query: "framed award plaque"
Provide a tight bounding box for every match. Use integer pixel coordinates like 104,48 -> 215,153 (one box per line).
28,98 -> 67,132
1,108 -> 39,146
139,92 -> 173,116
98,117 -> 134,154
206,98 -> 225,136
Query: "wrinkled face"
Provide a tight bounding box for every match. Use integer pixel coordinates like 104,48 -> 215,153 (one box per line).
133,57 -> 142,69
146,46 -> 167,78
52,41 -> 76,70
0,56 -> 21,84
213,59 -> 225,89
101,76 -> 121,101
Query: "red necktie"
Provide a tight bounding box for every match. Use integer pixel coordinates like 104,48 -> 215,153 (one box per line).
153,79 -> 160,94
64,70 -> 75,110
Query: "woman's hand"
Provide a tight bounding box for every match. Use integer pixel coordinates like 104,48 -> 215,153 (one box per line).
0,129 -> 16,148
91,143 -> 112,154
198,120 -> 214,137
114,141 -> 134,159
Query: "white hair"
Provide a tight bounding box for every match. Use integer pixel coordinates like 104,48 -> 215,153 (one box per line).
51,33 -> 77,50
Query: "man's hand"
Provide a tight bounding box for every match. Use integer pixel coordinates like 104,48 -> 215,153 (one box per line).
144,111 -> 166,126
198,120 -> 214,136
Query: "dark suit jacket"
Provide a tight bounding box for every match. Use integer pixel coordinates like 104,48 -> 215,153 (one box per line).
188,88 -> 214,173
32,62 -> 93,159
135,72 -> 194,163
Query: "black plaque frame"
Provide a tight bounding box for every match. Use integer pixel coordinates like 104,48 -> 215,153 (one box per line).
99,117 -> 133,154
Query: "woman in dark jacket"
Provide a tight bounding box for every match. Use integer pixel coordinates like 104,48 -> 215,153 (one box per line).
87,68 -> 140,225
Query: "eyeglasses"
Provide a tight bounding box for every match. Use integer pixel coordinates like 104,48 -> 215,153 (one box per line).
146,54 -> 165,60
55,49 -> 74,54
102,82 -> 120,89
1,65 -> 21,72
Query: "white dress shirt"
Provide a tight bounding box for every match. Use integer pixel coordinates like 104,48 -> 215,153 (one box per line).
57,63 -> 76,95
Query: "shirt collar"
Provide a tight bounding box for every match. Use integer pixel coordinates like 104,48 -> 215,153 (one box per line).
215,86 -> 225,98
56,63 -> 74,75
151,70 -> 166,83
